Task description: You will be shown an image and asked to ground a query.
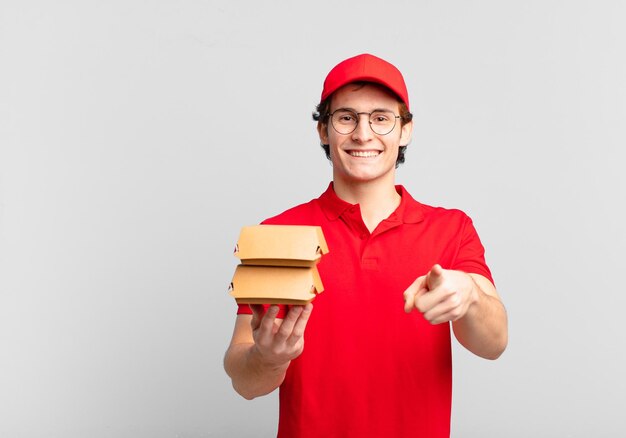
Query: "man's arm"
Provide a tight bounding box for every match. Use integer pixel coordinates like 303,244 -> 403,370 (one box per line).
451,272 -> 508,359
403,265 -> 508,360
223,304 -> 313,400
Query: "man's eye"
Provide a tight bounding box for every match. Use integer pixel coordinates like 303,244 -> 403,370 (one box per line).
337,113 -> 356,122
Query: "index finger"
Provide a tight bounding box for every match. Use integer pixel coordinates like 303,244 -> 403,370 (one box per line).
286,303 -> 314,346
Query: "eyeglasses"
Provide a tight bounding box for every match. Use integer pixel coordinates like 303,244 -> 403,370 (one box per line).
329,109 -> 401,136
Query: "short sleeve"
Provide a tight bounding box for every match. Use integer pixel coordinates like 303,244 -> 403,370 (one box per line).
451,216 -> 495,286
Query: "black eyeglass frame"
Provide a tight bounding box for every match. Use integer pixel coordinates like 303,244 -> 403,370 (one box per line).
328,109 -> 401,136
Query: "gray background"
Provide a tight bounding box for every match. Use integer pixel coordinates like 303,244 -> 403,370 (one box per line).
1,1 -> 624,437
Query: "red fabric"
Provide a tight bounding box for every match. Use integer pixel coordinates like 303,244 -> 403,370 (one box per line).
236,183 -> 493,438
321,53 -> 410,110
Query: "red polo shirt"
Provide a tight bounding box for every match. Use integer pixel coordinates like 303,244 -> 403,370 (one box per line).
237,183 -> 493,438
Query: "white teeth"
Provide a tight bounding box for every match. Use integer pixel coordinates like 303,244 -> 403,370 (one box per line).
349,151 -> 380,157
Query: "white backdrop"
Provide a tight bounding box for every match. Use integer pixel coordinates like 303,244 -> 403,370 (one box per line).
1,1 -> 625,436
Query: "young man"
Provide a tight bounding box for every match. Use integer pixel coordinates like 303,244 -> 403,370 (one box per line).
224,54 -> 508,437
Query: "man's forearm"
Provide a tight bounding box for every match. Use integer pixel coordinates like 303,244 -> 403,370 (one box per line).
452,280 -> 508,360
224,342 -> 289,400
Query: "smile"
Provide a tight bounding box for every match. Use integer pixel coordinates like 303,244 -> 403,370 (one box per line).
347,150 -> 381,158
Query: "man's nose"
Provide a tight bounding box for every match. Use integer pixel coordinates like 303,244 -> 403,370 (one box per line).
351,114 -> 374,142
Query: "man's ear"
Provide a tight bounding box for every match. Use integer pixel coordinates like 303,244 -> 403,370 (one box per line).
400,120 -> 413,146
317,122 -> 329,145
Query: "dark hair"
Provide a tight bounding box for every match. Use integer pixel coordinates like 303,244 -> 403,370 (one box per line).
312,82 -> 413,168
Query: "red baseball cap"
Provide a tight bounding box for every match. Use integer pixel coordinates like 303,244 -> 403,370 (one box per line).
321,53 -> 410,111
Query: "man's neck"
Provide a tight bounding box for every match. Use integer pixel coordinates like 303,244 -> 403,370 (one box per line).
333,178 -> 401,233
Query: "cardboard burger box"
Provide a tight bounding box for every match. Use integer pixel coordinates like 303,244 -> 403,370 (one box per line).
229,225 -> 329,305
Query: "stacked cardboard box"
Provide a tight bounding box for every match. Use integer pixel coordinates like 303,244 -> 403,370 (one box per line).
229,225 -> 329,305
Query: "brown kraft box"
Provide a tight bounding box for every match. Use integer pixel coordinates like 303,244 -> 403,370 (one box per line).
229,225 -> 329,305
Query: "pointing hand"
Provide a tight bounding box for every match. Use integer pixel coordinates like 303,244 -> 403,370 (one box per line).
403,264 -> 477,324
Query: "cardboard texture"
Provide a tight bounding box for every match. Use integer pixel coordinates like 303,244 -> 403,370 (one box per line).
234,225 -> 329,267
230,265 -> 323,305
229,225 -> 329,305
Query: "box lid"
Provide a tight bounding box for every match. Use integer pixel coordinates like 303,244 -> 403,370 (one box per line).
235,225 -> 329,267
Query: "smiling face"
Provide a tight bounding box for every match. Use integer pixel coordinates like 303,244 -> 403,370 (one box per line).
318,83 -> 413,189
